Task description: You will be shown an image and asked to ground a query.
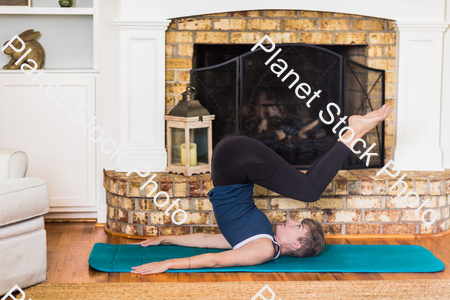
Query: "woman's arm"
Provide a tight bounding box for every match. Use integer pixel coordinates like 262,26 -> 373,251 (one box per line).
132,233 -> 232,249
131,238 -> 274,275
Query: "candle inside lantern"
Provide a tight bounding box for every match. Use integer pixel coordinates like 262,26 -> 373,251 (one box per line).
180,143 -> 197,166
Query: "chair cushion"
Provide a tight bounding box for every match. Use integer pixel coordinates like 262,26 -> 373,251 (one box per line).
0,177 -> 49,227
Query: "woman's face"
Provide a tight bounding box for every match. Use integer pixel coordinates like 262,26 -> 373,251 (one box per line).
275,219 -> 309,248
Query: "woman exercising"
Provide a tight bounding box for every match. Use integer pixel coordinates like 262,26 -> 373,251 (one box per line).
130,104 -> 391,275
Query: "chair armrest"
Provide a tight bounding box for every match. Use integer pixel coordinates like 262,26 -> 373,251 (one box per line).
0,148 -> 28,179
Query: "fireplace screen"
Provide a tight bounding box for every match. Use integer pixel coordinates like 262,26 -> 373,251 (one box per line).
190,43 -> 385,169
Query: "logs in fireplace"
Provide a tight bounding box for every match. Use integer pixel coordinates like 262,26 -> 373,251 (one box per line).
190,43 -> 385,169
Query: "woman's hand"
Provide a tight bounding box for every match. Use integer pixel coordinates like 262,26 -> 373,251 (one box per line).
131,260 -> 171,275
130,236 -> 163,247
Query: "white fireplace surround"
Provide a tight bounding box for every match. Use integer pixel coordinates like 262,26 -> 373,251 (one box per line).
113,0 -> 450,174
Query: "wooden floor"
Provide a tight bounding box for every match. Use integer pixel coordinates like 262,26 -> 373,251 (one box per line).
45,222 -> 450,282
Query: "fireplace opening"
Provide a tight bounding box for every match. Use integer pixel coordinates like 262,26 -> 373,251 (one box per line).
190,43 -> 385,170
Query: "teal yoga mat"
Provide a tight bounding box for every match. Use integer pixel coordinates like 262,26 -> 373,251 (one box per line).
88,243 -> 444,273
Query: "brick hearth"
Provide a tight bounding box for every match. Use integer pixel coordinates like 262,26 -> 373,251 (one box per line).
103,169 -> 450,236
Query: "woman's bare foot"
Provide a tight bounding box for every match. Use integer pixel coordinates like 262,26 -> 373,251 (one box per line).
338,104 -> 391,149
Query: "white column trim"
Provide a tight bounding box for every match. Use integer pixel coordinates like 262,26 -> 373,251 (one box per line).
391,21 -> 450,171
114,19 -> 171,172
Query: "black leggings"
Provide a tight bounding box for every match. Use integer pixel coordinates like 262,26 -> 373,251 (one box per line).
211,134 -> 352,202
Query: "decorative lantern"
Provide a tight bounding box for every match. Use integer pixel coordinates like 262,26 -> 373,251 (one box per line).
164,86 -> 215,176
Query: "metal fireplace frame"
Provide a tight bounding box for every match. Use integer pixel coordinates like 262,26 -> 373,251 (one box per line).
190,43 -> 385,169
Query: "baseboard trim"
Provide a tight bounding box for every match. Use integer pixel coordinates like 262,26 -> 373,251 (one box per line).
44,218 -> 97,222
43,219 -> 105,228
103,226 -> 450,240
44,211 -> 97,219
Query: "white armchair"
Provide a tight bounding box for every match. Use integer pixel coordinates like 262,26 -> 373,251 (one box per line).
0,148 -> 49,295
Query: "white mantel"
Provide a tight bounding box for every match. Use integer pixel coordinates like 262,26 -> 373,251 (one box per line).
112,0 -> 450,172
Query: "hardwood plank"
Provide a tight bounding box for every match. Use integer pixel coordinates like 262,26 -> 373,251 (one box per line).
237,272 -> 253,281
331,272 -> 362,280
317,273 -> 337,280
251,273 -> 278,281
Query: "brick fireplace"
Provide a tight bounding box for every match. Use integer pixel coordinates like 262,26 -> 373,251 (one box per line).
165,10 -> 395,164
104,8 -> 450,237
